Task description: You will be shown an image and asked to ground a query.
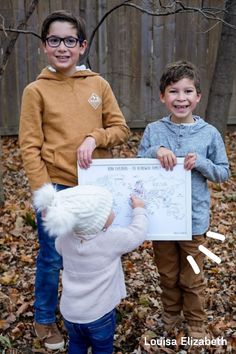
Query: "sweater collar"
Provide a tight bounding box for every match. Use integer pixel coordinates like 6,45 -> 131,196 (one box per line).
47,64 -> 90,72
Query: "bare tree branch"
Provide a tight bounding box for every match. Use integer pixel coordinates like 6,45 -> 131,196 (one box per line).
84,0 -> 131,68
0,14 -> 7,36
0,0 -> 40,78
0,26 -> 41,39
197,20 -> 222,34
123,1 -> 236,28
83,0 -> 236,67
0,0 -> 235,70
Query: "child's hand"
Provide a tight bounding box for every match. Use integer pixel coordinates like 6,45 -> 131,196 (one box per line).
130,195 -> 145,209
77,137 -> 96,169
184,153 -> 197,170
157,147 -> 177,170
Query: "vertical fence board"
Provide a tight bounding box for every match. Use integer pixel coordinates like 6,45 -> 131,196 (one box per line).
49,0 -> 63,13
229,77 -> 236,124
106,0 -> 132,123
0,1 -> 20,134
0,0 -> 235,135
151,13 -> 177,121
79,0 -> 99,68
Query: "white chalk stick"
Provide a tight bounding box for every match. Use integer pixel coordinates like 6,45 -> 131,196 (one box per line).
187,255 -> 200,274
206,231 -> 225,242
198,245 -> 221,264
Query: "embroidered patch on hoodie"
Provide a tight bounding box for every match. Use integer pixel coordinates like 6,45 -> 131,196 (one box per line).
88,93 -> 102,109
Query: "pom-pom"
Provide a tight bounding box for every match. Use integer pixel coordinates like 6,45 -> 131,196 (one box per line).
33,183 -> 57,211
43,204 -> 77,237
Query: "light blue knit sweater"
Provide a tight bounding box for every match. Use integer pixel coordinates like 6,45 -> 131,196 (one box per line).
138,116 -> 230,235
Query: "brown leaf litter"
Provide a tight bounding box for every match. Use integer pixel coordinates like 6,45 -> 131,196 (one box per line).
0,132 -> 235,353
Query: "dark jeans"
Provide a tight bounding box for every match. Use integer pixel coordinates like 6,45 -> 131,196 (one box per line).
34,184 -> 69,324
64,309 -> 116,354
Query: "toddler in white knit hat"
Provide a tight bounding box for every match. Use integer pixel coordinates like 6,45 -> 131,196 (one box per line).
34,183 -> 148,354
34,184 -> 114,237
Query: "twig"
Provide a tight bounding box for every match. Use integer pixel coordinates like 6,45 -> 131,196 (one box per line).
0,27 -> 41,39
0,0 -> 40,79
84,0 -> 131,68
0,13 -> 7,37
84,0 -> 236,67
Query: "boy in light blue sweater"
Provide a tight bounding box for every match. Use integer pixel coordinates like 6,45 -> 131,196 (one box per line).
138,60 -> 230,338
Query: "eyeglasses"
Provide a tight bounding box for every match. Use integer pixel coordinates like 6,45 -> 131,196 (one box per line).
45,36 -> 83,48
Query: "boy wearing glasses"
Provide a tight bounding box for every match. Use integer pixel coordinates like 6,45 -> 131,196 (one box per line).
19,10 -> 130,350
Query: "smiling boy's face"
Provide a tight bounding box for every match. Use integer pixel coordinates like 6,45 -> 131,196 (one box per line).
160,77 -> 201,124
43,21 -> 87,76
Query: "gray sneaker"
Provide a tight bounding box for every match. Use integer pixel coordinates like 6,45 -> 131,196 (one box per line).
34,322 -> 65,350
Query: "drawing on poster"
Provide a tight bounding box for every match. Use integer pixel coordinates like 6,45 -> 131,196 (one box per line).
78,158 -> 192,240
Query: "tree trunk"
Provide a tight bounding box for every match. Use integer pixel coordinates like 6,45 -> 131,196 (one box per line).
0,138 -> 4,206
206,0 -> 236,139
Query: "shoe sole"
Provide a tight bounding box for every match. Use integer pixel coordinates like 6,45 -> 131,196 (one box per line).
35,326 -> 65,350
44,340 -> 65,350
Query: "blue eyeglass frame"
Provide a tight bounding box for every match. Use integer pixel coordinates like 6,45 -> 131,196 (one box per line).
45,35 -> 84,48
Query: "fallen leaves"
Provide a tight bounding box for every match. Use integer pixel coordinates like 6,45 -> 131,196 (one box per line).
0,271 -> 19,286
0,132 -> 235,353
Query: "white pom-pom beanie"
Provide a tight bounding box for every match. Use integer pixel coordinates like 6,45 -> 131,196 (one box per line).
33,184 -> 113,237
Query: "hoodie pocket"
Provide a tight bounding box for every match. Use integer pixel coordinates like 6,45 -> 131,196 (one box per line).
53,149 -> 77,176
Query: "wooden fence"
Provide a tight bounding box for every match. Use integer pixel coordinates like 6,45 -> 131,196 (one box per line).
0,0 -> 235,135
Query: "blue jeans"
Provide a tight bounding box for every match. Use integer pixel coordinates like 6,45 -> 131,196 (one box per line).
34,184 -> 70,324
64,309 -> 116,354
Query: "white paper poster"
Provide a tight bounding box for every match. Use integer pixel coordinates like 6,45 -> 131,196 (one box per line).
78,158 -> 192,240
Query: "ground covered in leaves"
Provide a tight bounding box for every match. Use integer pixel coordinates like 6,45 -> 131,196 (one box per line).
0,132 -> 236,354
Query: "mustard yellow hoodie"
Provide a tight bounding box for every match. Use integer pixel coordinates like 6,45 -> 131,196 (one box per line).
19,67 -> 130,191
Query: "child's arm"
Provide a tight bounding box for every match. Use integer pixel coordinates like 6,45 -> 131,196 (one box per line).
138,125 -> 162,158
184,153 -> 197,171
138,125 -> 176,170
19,86 -> 51,191
130,195 -> 145,209
156,147 -> 177,170
109,196 -> 148,255
77,137 -> 96,169
187,130 -> 230,182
